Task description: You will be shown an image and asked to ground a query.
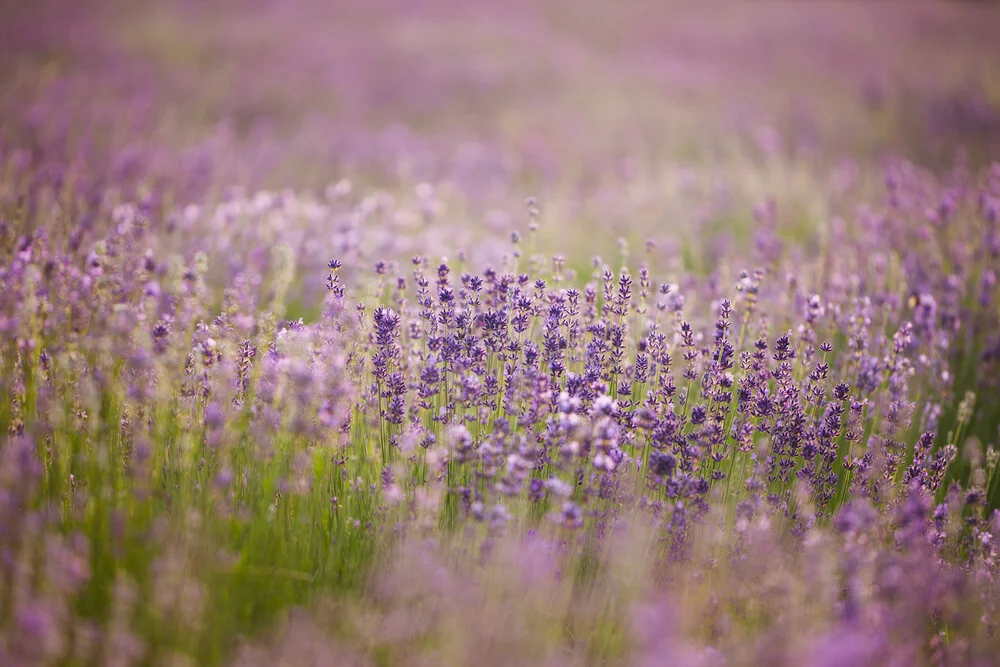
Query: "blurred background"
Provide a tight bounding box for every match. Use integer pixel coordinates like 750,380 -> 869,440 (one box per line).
2,0 -> 999,237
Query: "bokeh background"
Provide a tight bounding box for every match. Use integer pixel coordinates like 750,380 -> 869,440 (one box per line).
4,0 -> 1000,194
3,0 -> 1000,327
1,0 -> 999,325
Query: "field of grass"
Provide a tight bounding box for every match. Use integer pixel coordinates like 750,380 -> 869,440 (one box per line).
2,1 -> 1000,665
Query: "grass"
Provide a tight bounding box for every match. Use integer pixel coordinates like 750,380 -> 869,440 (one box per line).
1,1 -> 1000,666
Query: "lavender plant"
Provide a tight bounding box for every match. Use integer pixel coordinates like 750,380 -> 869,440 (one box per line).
2,1 -> 1000,665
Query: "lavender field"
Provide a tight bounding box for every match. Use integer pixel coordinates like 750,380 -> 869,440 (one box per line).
3,1 -> 1000,665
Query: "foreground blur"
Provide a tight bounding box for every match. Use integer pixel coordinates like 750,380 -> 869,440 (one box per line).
2,1 -> 1000,666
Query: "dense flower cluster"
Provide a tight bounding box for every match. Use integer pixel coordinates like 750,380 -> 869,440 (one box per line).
2,141 -> 1000,664
3,1 -> 1000,665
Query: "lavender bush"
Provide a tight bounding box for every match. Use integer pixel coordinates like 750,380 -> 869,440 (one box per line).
2,1 -> 1000,665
